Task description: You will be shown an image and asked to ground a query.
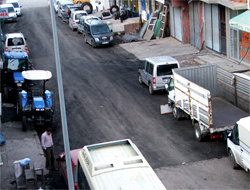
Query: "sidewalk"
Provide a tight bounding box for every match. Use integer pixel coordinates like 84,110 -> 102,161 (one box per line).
0,120 -> 48,189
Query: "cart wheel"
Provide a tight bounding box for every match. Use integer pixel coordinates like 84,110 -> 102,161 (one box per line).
22,116 -> 27,132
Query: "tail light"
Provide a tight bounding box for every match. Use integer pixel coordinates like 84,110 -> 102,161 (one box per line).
73,21 -> 75,25
211,134 -> 222,139
5,47 -> 8,52
153,77 -> 156,84
25,46 -> 28,51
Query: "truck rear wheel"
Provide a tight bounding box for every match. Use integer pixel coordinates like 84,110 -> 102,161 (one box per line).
81,2 -> 93,14
229,149 -> 239,169
194,123 -> 202,142
172,106 -> 180,120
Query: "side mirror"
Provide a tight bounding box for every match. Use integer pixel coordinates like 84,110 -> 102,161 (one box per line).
20,6 -> 22,8
165,84 -> 169,91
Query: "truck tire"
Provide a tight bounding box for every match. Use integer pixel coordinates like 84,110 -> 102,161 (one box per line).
172,106 -> 180,120
149,83 -> 154,95
81,2 -> 93,14
110,5 -> 119,14
138,74 -> 142,84
229,149 -> 239,169
22,116 -> 27,132
194,123 -> 202,142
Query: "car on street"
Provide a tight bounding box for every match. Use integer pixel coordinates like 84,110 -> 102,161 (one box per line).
6,0 -> 22,16
0,4 -> 17,22
4,33 -> 29,54
82,18 -> 113,47
53,0 -> 60,13
138,56 -> 180,94
57,0 -> 74,18
57,149 -> 81,189
77,15 -> 100,34
68,10 -> 88,30
61,4 -> 82,23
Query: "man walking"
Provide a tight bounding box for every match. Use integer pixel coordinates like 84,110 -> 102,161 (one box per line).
41,128 -> 58,171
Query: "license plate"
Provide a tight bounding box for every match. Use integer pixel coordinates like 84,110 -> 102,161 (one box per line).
102,42 -> 109,44
13,48 -> 20,51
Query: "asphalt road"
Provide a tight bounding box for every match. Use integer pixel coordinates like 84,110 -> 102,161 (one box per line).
1,3 -> 241,189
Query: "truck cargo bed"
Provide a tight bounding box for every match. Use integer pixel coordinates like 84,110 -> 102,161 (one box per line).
212,97 -> 249,129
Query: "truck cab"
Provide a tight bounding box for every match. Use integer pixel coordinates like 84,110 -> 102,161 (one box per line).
227,116 -> 250,172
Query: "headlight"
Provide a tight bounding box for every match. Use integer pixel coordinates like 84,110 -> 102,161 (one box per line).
36,108 -> 45,111
94,38 -> 99,42
110,36 -> 113,40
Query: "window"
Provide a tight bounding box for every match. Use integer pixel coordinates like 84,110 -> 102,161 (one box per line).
168,78 -> 174,91
77,161 -> 91,190
91,25 -> 110,35
231,124 -> 239,145
157,64 -> 178,76
7,59 -> 27,71
7,37 -> 24,46
148,63 -> 153,75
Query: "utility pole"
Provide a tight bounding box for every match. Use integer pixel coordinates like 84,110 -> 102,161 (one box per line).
49,1 -> 74,189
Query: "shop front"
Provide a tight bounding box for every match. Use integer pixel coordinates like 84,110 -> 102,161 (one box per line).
230,10 -> 250,64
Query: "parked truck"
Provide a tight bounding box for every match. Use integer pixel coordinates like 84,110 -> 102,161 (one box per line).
165,65 -> 249,141
227,116 -> 250,172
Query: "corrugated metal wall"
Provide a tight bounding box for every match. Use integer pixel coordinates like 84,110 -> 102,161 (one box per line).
174,65 -> 218,96
174,65 -> 250,113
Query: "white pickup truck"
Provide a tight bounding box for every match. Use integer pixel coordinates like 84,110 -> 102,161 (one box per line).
227,116 -> 250,172
165,65 -> 248,141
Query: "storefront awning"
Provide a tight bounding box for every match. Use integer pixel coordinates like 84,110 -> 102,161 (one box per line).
229,10 -> 250,33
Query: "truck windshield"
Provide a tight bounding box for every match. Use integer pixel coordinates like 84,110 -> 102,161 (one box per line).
7,59 -> 26,71
10,3 -> 19,8
157,64 -> 178,76
91,25 -> 110,35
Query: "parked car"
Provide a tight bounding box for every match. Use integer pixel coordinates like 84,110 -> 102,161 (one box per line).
57,0 -> 74,18
82,18 -> 113,47
53,0 -> 60,13
77,15 -> 100,34
68,10 -> 88,31
57,149 -> 81,189
61,4 -> 82,23
138,56 -> 180,94
6,0 -> 22,16
4,33 -> 29,54
0,4 -> 17,22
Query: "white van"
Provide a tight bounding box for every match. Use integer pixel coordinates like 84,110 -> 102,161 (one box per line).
0,4 -> 17,22
6,0 -> 22,16
77,139 -> 166,189
138,56 -> 180,94
227,116 -> 250,172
